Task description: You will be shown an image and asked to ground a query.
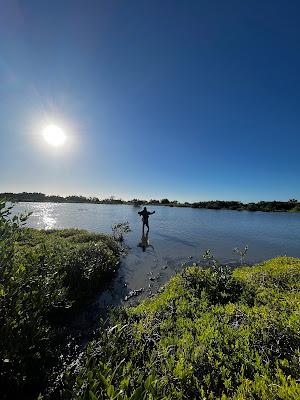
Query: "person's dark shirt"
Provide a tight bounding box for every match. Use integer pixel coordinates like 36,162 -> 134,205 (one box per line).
138,210 -> 151,222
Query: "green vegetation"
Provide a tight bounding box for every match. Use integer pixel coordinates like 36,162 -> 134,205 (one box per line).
2,192 -> 300,212
111,222 -> 131,242
1,199 -> 300,399
62,256 -> 300,400
190,199 -> 300,212
0,201 -> 120,399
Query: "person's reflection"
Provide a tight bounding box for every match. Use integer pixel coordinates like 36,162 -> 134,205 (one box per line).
138,230 -> 154,252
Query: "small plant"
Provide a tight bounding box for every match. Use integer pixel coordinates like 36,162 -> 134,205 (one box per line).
202,248 -> 214,263
202,249 -> 229,273
233,245 -> 249,264
111,221 -> 131,242
202,248 -> 220,268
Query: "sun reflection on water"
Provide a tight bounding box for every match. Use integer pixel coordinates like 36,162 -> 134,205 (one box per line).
34,203 -> 57,230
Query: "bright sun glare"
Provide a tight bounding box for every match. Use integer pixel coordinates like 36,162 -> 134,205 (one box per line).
43,125 -> 66,147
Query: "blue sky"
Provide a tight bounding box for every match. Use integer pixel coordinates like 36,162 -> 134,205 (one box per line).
1,0 -> 300,202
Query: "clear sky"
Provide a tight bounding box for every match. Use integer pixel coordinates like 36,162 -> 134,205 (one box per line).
1,0 -> 300,202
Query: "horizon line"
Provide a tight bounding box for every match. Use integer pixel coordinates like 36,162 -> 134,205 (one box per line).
1,191 -> 298,205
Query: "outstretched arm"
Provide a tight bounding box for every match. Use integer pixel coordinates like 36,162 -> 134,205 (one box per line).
150,211 -> 155,214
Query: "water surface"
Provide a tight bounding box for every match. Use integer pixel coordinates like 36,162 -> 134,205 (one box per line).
15,202 -> 300,305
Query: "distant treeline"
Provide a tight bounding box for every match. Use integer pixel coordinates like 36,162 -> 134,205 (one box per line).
1,192 -> 300,212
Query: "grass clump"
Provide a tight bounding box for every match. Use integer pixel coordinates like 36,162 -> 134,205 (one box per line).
63,257 -> 300,400
0,202 -> 120,399
18,228 -> 120,303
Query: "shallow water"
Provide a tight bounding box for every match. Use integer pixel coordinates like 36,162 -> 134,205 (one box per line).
15,202 -> 300,306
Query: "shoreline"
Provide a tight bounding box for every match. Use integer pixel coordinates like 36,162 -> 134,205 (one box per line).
4,197 -> 300,213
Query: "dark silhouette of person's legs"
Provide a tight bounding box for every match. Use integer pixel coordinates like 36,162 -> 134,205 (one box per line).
142,221 -> 149,233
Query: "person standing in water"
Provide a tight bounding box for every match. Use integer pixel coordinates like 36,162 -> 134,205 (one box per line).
138,207 -> 155,232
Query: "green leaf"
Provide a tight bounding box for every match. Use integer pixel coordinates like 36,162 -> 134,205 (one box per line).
129,386 -> 143,400
107,384 -> 115,397
89,390 -> 98,400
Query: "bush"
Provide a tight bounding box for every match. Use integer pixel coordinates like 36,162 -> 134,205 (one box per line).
0,201 -> 120,399
62,257 -> 300,400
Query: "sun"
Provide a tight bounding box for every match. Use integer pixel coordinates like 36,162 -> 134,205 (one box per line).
43,125 -> 66,147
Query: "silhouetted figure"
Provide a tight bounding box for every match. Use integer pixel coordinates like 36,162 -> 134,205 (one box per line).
138,207 -> 155,232
138,231 -> 154,252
